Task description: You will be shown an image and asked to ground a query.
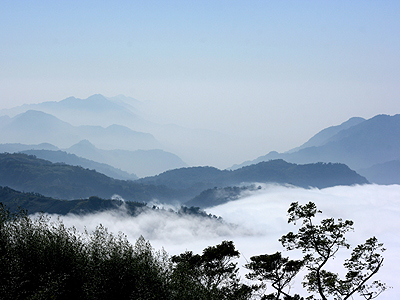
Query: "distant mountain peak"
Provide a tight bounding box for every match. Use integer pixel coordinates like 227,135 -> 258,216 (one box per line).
231,114 -> 400,175
16,109 -> 53,118
70,139 -> 96,149
58,94 -> 127,112
286,116 -> 366,153
11,110 -> 72,129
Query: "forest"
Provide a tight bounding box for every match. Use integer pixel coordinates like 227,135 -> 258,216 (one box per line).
0,201 -> 388,300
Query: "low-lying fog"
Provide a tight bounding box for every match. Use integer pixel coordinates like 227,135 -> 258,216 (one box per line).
46,184 -> 400,299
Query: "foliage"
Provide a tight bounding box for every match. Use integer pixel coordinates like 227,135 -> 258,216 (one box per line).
246,252 -> 304,300
0,201 -> 387,300
246,202 -> 388,300
0,203 -> 87,299
170,240 -> 252,300
0,203 -> 171,299
0,203 -> 247,299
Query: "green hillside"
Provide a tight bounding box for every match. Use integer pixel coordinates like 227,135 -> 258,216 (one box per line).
138,159 -> 368,194
0,153 -> 368,208
0,153 -> 176,202
0,186 -> 146,215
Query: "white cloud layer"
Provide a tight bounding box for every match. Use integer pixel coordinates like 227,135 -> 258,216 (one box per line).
48,184 -> 400,299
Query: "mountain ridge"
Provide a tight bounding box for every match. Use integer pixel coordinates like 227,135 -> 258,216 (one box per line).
137,158 -> 368,197
66,140 -> 187,178
0,109 -> 162,151
0,94 -> 258,168
0,154 -> 367,206
287,116 -> 366,153
20,149 -> 138,181
231,114 -> 400,185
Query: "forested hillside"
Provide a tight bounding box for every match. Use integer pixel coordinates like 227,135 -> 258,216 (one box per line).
0,186 -> 224,220
0,201 -> 387,299
0,186 -> 146,215
0,153 -> 368,207
138,159 -> 368,194
0,153 -> 177,202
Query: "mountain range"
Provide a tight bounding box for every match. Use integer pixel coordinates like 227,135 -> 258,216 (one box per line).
20,149 -> 138,180
65,140 -> 187,178
231,114 -> 400,184
137,159 -> 368,198
0,153 -> 367,207
0,109 -> 161,150
0,153 -> 176,202
0,110 -> 187,177
0,94 -> 247,167
0,94 -> 398,185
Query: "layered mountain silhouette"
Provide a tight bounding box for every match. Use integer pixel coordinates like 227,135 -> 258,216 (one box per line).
0,142 -> 58,153
0,94 -> 398,184
0,109 -> 189,177
231,114 -> 400,184
0,94 -> 144,127
0,153 -> 176,201
0,143 -> 138,180
0,140 -> 186,178
20,149 -> 138,181
0,110 -> 161,150
0,94 -> 247,167
137,159 -> 368,198
286,117 -> 366,153
357,160 -> 400,185
0,186 -> 147,215
0,154 -> 367,205
0,186 -> 221,218
65,140 -> 187,178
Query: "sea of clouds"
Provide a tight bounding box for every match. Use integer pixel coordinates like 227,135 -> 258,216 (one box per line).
47,184 -> 400,299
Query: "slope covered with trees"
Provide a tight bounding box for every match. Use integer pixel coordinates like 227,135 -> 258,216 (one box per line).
0,186 -> 146,215
0,153 -> 368,207
0,153 -> 176,202
0,201 -> 388,299
138,159 -> 368,197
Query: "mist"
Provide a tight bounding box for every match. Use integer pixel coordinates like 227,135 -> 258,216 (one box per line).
45,184 -> 400,299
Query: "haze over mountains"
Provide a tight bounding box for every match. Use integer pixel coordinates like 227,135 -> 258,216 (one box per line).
0,102 -> 188,177
0,94 -> 398,185
0,141 -> 186,179
0,94 -> 399,299
0,109 -> 160,150
20,149 -> 139,180
0,94 -> 246,168
232,114 -> 400,185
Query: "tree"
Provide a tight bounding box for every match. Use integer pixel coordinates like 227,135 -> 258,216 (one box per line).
246,202 -> 388,300
171,240 -> 251,300
245,252 -> 303,300
0,204 -> 172,300
0,206 -> 87,299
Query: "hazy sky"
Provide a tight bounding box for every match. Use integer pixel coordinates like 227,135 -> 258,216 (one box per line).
1,1 -> 400,152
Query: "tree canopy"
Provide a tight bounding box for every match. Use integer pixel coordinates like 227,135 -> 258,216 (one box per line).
0,201 -> 388,299
246,202 -> 388,300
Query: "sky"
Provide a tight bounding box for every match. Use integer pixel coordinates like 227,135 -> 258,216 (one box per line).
1,1 -> 400,152
47,184 -> 400,299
